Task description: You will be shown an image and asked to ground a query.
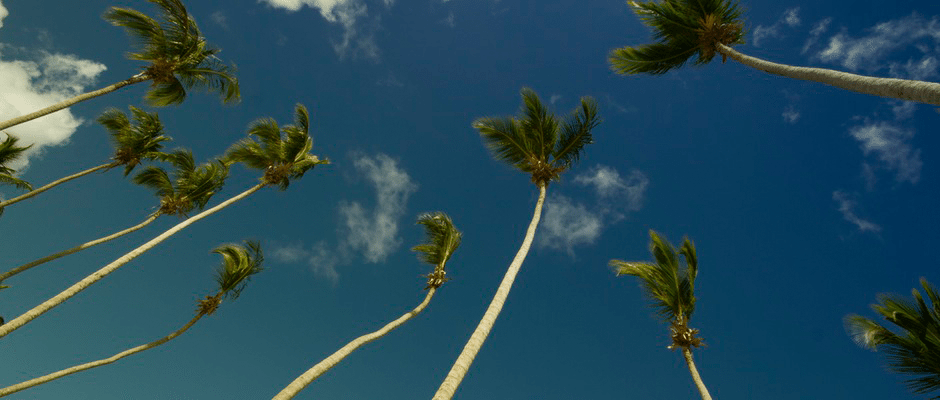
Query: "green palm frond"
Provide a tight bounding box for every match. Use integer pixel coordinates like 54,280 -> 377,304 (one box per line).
98,106 -> 171,176
134,149 -> 228,216
212,240 -> 264,302
104,0 -> 240,106
225,104 -> 329,190
0,135 -> 32,191
475,88 -> 599,186
412,212 -> 462,289
610,0 -> 745,76
846,278 -> 940,397
611,230 -> 698,323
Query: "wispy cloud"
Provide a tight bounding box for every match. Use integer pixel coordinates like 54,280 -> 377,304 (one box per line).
538,195 -> 603,256
261,0 -> 381,61
802,18 -> 832,54
550,94 -> 562,105
210,10 -> 228,29
0,46 -> 107,171
603,94 -> 635,114
340,153 -> 417,263
0,1 -> 8,29
814,14 -> 940,73
833,190 -> 881,233
575,165 -> 649,211
849,121 -> 921,185
272,242 -> 340,284
782,105 -> 800,124
440,11 -> 455,28
753,7 -> 801,47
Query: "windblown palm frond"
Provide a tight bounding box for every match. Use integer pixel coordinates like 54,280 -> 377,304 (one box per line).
133,149 -> 228,216
212,241 -> 264,302
412,212 -> 462,289
846,278 -> 940,398
609,0 -> 745,75
224,104 -> 329,190
98,106 -> 172,175
104,0 -> 240,106
474,88 -> 598,186
0,135 -> 32,191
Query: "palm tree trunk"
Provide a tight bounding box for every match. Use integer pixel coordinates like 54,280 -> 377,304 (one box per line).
682,347 -> 712,400
0,163 -> 115,209
0,73 -> 150,132
273,288 -> 438,400
432,185 -> 547,400
717,44 -> 940,106
0,309 -> 207,397
0,183 -> 264,338
0,213 -> 160,284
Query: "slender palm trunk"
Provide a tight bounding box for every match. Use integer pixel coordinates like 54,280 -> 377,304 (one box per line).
0,163 -> 115,209
0,183 -> 264,338
0,213 -> 160,284
0,73 -> 150,132
432,185 -> 547,400
717,44 -> 940,106
273,288 -> 438,400
682,347 -> 712,400
0,309 -> 207,397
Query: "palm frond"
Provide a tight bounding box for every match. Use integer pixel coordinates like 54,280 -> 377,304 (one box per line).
474,116 -> 533,174
553,96 -> 599,169
412,212 -> 463,267
212,240 -> 264,302
133,165 -> 174,198
100,106 -> 171,175
519,88 -> 558,162
0,135 -> 32,191
611,230 -> 698,322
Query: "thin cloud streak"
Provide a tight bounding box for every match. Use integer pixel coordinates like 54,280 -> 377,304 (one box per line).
833,190 -> 881,233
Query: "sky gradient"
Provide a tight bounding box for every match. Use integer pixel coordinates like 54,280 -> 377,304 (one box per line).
1,0 -> 940,399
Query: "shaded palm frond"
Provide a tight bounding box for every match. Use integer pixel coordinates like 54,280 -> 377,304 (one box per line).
553,96 -> 599,169
611,230 -> 697,322
212,240 -> 264,301
474,116 -> 533,173
99,106 -> 171,175
413,212 -> 463,267
519,88 -> 558,162
0,135 -> 32,191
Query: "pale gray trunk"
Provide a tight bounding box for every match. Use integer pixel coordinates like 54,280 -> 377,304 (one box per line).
432,185 -> 547,400
682,347 -> 712,400
0,213 -> 160,284
0,163 -> 114,209
0,184 -> 264,338
718,44 -> 940,106
0,310 -> 206,397
273,288 -> 438,400
0,74 -> 150,131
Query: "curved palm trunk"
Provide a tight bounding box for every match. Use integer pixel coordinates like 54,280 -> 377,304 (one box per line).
0,213 -> 160,284
0,309 -> 207,397
0,163 -> 115,209
432,185 -> 547,400
0,73 -> 150,132
682,347 -> 712,400
273,288 -> 438,400
0,183 -> 264,338
717,44 -> 940,106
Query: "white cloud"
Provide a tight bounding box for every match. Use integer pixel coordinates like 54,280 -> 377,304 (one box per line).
782,106 -> 800,123
440,12 -> 455,28
271,242 -> 339,284
538,195 -> 603,256
861,163 -> 876,192
849,121 -> 921,185
753,7 -> 800,47
815,14 -> 940,72
260,0 -> 380,60
891,101 -> 917,120
0,48 -> 107,171
833,190 -> 881,233
211,11 -> 228,29
272,243 -> 309,263
888,56 -> 939,81
802,18 -> 832,54
340,153 -> 417,263
575,166 -> 649,211
550,94 -> 562,105
0,1 -> 8,29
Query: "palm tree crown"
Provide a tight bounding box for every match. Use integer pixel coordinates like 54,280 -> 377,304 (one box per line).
201,241 -> 264,314
609,0 -> 745,75
98,106 -> 172,176
475,88 -> 598,186
133,149 -> 228,217
611,230 -> 702,349
224,104 -> 329,190
0,135 -> 32,191
413,212 -> 463,289
104,0 -> 240,106
845,278 -> 940,398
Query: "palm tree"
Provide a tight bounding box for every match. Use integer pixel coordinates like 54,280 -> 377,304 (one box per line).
609,230 -> 712,400
0,0 -> 239,132
0,104 -> 327,339
0,241 -> 263,398
0,134 -> 32,192
609,0 -> 940,106
845,278 -> 940,399
0,106 -> 170,211
274,212 -> 462,399
0,150 -> 226,286
432,88 -> 598,399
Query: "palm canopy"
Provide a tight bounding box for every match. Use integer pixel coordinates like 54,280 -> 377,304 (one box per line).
845,278 -> 940,398
224,104 -> 329,190
611,230 -> 702,349
97,106 -> 172,176
475,88 -> 598,186
0,135 -> 32,191
412,212 -> 463,289
211,241 -> 264,303
104,0 -> 239,106
133,149 -> 228,217
609,0 -> 745,75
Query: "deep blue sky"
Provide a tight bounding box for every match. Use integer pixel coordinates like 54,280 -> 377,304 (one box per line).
1,0 -> 939,399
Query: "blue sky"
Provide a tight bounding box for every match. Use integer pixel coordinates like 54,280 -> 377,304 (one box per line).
1,0 -> 940,398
